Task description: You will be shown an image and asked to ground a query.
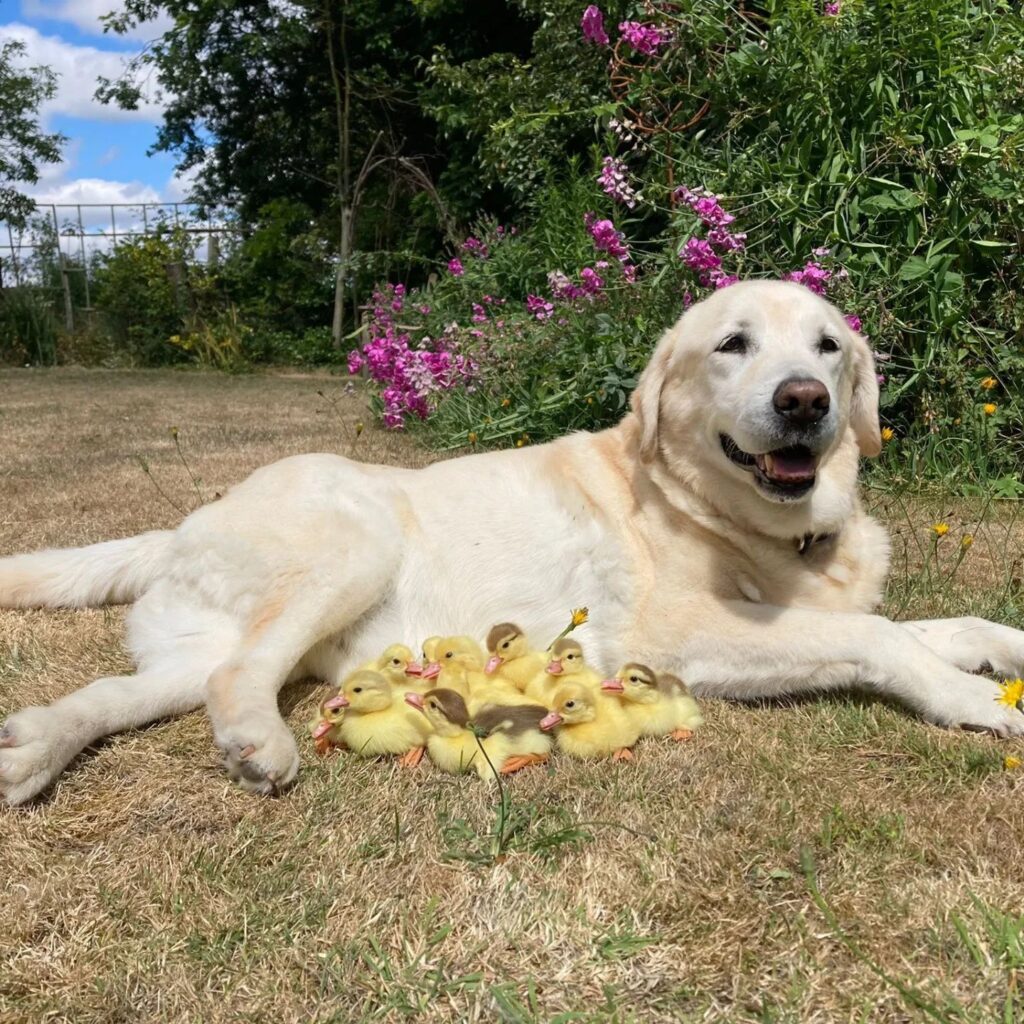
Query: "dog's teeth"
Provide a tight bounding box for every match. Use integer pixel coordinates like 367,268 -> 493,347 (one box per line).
762,453 -> 774,474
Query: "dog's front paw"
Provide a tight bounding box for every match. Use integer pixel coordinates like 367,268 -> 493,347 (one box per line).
215,715 -> 300,796
0,706 -> 80,805
923,673 -> 1024,738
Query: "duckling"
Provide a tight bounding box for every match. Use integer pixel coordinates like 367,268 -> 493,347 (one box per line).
361,643 -> 424,686
422,635 -> 530,711
331,669 -> 432,766
406,688 -> 551,779
525,638 -> 603,705
484,623 -> 548,692
601,664 -> 703,741
539,682 -> 640,761
308,698 -> 346,756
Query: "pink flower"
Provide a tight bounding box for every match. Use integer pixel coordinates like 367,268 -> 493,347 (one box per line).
448,258 -> 464,277
623,263 -> 637,283
586,215 -> 630,261
707,226 -> 746,252
618,21 -> 671,56
462,237 -> 489,259
347,350 -> 364,375
680,237 -> 722,273
581,5 -> 609,45
674,187 -> 736,227
418,304 -> 431,315
598,156 -> 638,208
682,291 -> 694,308
580,267 -> 604,294
844,314 -> 862,332
526,294 -> 554,320
471,303 -> 487,323
824,1 -> 841,15
710,272 -> 739,289
786,261 -> 832,295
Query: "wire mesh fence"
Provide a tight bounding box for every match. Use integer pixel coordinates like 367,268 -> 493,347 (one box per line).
0,202 -> 237,330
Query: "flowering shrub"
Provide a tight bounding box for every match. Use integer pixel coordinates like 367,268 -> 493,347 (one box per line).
356,0 -> 1023,492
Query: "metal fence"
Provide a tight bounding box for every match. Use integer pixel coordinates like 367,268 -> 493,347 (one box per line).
0,202 -> 236,329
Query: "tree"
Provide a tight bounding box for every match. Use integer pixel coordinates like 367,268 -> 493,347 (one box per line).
96,0 -> 535,337
0,40 -> 64,227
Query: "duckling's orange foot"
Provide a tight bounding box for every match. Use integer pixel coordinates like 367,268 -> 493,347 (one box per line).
314,737 -> 344,757
670,728 -> 694,742
612,747 -> 634,762
398,746 -> 425,768
499,753 -> 549,775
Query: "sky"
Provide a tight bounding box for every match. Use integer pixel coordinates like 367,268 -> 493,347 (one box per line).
2,0 -> 188,222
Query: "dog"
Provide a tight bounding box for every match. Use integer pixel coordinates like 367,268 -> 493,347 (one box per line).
2,280 -> 1022,804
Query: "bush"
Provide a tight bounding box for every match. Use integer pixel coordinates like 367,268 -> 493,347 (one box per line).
351,0 -> 1024,495
0,286 -> 58,365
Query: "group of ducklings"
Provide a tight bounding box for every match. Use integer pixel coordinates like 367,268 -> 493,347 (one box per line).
309,623 -> 703,781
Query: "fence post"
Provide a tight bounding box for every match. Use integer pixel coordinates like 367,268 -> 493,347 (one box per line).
59,251 -> 74,332
207,232 -> 219,267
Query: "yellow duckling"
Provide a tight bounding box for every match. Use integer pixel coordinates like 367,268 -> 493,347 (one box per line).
422,635 -> 529,711
405,688 -> 551,779
330,669 -> 432,766
601,663 -> 703,741
525,638 -> 603,705
484,623 -> 549,692
360,642 -> 425,686
308,698 -> 346,756
539,682 -> 640,761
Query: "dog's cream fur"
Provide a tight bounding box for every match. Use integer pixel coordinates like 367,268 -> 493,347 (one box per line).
2,281 -> 1022,804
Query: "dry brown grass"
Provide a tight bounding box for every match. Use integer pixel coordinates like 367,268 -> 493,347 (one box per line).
1,367 -> 1023,1024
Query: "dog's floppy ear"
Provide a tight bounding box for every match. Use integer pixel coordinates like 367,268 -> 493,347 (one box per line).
631,338 -> 672,463
849,330 -> 881,457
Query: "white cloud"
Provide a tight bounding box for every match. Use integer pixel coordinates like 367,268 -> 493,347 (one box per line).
0,23 -> 165,122
165,162 -> 201,203
30,176 -> 161,207
20,0 -> 173,42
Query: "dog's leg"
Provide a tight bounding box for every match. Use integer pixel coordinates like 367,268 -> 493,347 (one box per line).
898,618 -> 1024,678
677,603 -> 1024,735
0,664 -> 208,805
205,553 -> 397,795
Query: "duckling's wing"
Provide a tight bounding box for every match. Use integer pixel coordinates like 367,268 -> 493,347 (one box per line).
472,703 -> 547,738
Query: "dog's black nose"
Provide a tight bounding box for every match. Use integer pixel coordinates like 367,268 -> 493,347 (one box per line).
773,378 -> 830,426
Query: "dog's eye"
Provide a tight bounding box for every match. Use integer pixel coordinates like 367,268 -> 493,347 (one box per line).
819,336 -> 840,354
717,333 -> 748,354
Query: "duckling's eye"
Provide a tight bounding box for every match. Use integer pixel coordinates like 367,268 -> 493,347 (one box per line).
629,675 -> 639,683
565,700 -> 576,709
428,701 -> 437,710
391,658 -> 401,666
445,651 -> 453,659
353,687 -> 363,694
502,641 -> 509,650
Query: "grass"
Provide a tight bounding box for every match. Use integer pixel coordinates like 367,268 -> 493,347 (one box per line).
1,366 -> 1023,1023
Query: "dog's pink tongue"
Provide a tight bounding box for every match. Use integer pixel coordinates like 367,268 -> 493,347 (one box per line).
757,450 -> 817,482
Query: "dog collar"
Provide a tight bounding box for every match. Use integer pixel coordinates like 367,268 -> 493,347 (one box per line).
796,532 -> 836,556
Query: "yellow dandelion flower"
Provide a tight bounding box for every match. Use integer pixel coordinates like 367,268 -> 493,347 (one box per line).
468,432 -> 478,444
880,427 -> 895,443
571,607 -> 589,627
501,398 -> 511,408
960,534 -> 973,550
515,438 -> 525,448
981,377 -> 997,390
1005,755 -> 1022,770
996,678 -> 1024,708
983,403 -> 997,415
931,523 -> 950,537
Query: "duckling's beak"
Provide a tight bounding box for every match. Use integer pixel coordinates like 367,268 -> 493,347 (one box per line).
404,691 -> 425,712
311,719 -> 335,739
421,661 -> 441,680
405,662 -> 424,676
539,711 -> 563,732
324,693 -> 349,710
600,677 -> 624,692
485,655 -> 503,675
546,658 -> 563,675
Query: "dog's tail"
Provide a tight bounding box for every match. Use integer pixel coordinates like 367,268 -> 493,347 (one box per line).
0,530 -> 173,609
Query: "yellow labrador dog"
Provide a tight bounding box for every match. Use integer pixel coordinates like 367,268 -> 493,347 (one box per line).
2,280 -> 1022,803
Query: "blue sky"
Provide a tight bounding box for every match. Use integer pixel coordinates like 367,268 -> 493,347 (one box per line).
2,0 -> 187,216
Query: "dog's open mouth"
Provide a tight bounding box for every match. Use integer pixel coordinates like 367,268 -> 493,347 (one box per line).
720,433 -> 819,499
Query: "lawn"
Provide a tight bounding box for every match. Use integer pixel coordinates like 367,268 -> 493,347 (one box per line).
1,367 -> 1022,1024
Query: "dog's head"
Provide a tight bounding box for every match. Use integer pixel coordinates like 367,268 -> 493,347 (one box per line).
631,280 -> 880,535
